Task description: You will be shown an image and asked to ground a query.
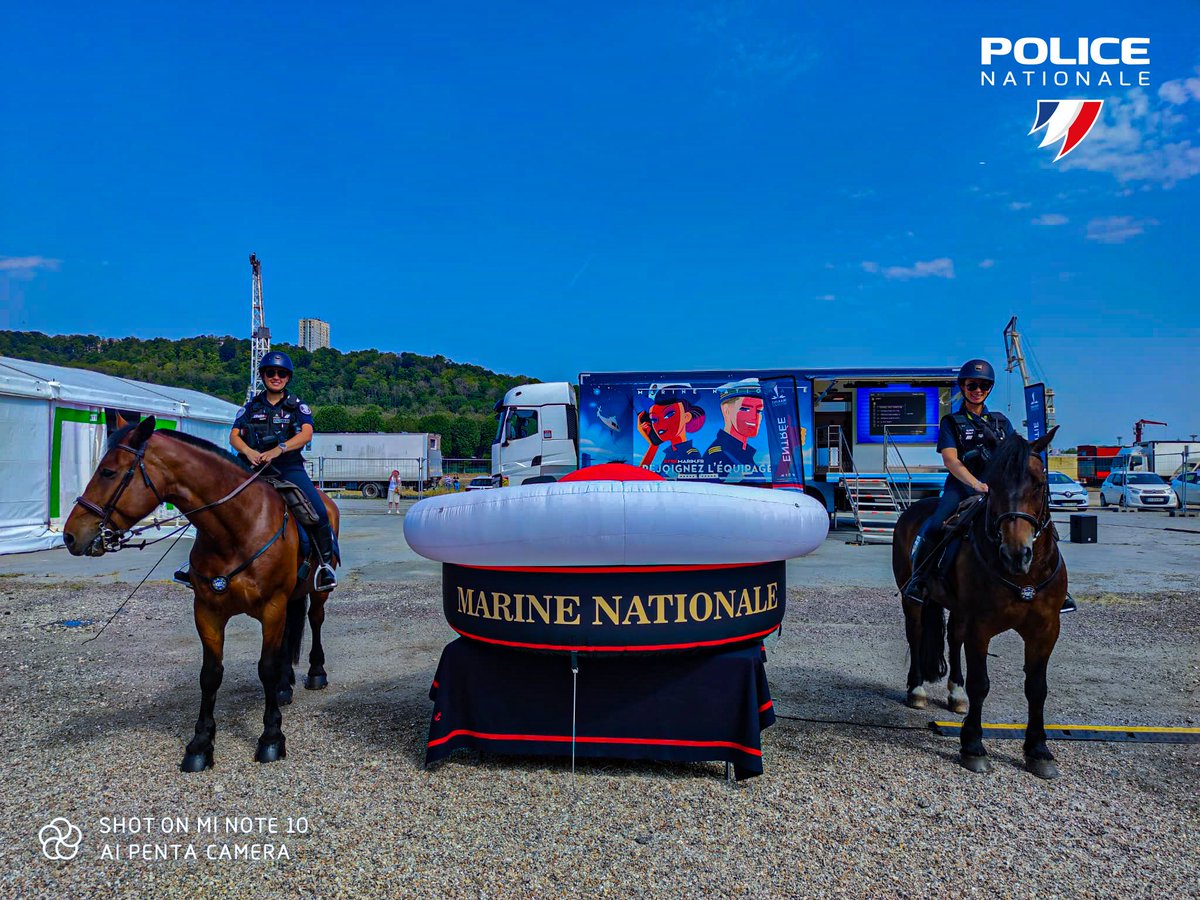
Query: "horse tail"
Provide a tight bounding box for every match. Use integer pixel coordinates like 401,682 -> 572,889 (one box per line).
285,593 -> 309,666
919,600 -> 948,683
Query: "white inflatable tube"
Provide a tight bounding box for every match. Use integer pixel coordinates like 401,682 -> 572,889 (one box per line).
404,481 -> 829,567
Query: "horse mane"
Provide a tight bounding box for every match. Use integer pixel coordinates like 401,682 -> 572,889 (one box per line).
983,432 -> 1033,488
159,430 -> 253,471
106,421 -> 251,472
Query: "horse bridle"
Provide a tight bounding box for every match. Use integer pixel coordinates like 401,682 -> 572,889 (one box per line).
74,441 -> 167,553
974,459 -> 1062,601
985,485 -> 1053,545
74,439 -> 266,555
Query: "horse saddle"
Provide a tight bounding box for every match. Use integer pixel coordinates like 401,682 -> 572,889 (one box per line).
264,475 -> 323,527
929,495 -> 987,579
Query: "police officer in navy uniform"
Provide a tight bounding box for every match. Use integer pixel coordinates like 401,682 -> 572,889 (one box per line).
903,360 -> 1013,605
903,360 -> 1075,613
231,351 -> 338,591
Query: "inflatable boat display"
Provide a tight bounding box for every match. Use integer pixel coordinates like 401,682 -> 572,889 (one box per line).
405,464 -> 829,654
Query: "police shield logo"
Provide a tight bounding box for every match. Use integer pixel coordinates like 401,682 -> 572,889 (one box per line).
299,403 -> 311,415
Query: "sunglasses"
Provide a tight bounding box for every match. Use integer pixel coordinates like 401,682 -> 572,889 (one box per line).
962,381 -> 992,393
261,368 -> 290,379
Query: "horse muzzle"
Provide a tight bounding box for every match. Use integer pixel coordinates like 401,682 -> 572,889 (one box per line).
999,541 -> 1033,576
62,527 -> 109,557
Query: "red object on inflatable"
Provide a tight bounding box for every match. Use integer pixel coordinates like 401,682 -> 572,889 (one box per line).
560,463 -> 665,483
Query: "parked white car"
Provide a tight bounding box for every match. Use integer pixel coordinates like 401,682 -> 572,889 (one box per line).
1099,471 -> 1179,509
1171,471 -> 1200,508
1047,472 -> 1089,509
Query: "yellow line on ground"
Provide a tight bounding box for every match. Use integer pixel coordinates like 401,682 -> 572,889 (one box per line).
933,722 -> 1200,734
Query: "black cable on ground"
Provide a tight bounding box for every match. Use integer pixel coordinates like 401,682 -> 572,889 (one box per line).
83,529 -> 188,645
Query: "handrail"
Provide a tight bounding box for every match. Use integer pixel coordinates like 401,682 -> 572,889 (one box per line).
882,426 -> 915,509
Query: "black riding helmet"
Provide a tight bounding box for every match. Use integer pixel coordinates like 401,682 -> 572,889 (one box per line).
957,358 -> 995,385
258,350 -> 294,376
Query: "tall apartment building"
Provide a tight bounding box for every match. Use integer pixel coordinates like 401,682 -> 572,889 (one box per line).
298,318 -> 330,351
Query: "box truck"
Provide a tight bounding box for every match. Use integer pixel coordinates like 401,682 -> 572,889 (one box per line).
305,432 -> 443,497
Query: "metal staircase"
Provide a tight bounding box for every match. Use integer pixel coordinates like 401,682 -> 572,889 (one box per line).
825,426 -> 902,544
843,475 -> 902,543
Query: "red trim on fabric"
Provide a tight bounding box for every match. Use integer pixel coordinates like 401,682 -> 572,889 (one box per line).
560,463 -> 665,483
454,562 -> 763,573
449,624 -> 780,653
431,680 -> 439,689
427,728 -> 762,756
758,700 -> 773,713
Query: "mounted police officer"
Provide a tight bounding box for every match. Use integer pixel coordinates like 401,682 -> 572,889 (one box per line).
230,351 -> 338,591
904,360 -> 1076,613
903,359 -> 1013,605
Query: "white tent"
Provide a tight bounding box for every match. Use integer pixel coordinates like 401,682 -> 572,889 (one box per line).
0,357 -> 241,553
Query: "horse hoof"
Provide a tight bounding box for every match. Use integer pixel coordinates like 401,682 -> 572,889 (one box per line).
948,698 -> 969,715
305,673 -> 328,690
906,694 -> 927,710
960,754 -> 991,774
277,688 -> 293,706
180,751 -> 213,773
1026,757 -> 1060,780
254,738 -> 286,764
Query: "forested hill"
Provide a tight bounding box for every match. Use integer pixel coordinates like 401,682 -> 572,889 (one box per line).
0,332 -> 534,457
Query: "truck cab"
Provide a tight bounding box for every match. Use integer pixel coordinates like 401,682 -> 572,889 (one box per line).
492,382 -> 578,485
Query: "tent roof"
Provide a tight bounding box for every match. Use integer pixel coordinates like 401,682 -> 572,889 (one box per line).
0,357 -> 240,424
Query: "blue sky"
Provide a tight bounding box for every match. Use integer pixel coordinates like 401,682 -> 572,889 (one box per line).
2,1 -> 1197,446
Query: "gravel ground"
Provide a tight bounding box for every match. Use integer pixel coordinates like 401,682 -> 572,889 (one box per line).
1,575 -> 1197,897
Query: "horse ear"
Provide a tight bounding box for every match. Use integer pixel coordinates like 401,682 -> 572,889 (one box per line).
1030,424 -> 1059,455
130,416 -> 157,447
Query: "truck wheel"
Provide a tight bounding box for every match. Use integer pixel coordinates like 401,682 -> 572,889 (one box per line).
362,482 -> 383,500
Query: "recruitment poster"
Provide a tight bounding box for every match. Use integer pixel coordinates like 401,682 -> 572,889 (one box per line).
578,371 -> 809,486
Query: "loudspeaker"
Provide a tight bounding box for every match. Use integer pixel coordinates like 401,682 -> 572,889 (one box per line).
1069,514 -> 1097,544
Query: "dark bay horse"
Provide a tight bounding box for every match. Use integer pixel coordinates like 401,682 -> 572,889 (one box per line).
892,428 -> 1066,779
63,416 -> 339,772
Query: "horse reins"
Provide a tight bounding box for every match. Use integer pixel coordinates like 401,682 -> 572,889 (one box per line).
74,440 -> 267,553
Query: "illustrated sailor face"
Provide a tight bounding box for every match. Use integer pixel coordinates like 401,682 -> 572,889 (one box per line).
729,397 -> 763,440
648,401 -> 690,445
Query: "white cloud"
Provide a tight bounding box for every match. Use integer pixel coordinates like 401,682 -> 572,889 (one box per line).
1059,86 -> 1200,188
978,259 -> 996,268
1008,201 -> 1032,210
0,256 -> 61,281
1086,215 -> 1158,244
0,255 -> 61,272
1159,69 -> 1200,105
815,294 -> 836,301
863,257 -> 955,281
1032,213 -> 1069,226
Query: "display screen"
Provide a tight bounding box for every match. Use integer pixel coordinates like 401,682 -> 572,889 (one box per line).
855,386 -> 938,444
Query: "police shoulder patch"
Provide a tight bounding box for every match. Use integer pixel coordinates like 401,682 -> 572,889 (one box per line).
299,403 -> 311,415
235,406 -> 246,418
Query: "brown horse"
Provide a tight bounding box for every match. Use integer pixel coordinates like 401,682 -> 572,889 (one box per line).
63,416 -> 338,772
892,427 -> 1066,779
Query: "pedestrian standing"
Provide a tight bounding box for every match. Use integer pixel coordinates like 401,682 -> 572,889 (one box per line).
387,469 -> 402,514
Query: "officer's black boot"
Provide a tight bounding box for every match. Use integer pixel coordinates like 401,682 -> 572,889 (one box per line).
173,565 -> 192,586
902,535 -> 932,605
313,525 -> 338,591
1060,591 -> 1077,614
